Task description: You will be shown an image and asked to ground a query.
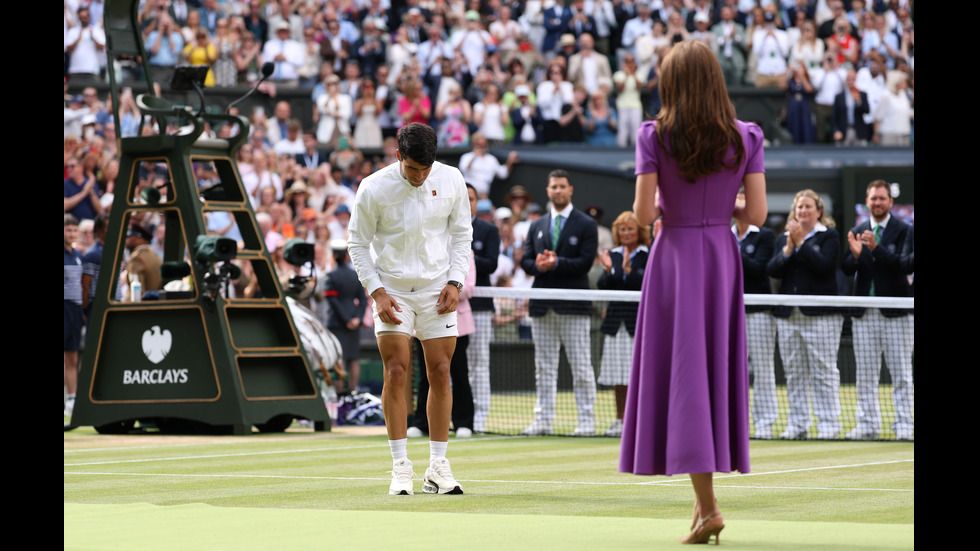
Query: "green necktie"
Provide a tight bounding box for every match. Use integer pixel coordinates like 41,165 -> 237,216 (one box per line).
870,225 -> 882,296
551,215 -> 561,249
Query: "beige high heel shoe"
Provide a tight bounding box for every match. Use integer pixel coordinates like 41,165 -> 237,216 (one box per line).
690,499 -> 718,531
681,513 -> 725,545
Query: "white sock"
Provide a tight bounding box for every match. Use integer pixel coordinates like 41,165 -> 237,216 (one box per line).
429,440 -> 447,462
389,439 -> 408,462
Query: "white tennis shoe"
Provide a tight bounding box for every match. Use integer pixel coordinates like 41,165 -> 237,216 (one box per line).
422,458 -> 463,494
388,459 -> 415,496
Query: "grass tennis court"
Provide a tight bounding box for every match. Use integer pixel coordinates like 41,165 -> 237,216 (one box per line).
64,423 -> 913,550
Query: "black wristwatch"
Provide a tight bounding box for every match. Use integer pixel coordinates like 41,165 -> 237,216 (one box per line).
448,280 -> 463,293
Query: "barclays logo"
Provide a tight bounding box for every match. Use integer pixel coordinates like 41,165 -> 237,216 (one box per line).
142,325 -> 173,364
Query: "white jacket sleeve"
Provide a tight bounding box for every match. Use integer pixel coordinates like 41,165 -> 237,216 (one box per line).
446,169 -> 473,285
346,184 -> 383,295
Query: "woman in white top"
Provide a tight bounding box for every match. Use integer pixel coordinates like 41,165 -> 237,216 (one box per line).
314,74 -> 353,147
473,83 -> 510,145
874,70 -> 912,146
789,19 -> 825,81
536,61 -> 575,144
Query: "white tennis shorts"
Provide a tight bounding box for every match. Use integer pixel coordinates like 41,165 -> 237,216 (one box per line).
372,285 -> 458,341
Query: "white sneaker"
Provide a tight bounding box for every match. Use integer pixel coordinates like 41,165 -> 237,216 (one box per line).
406,426 -> 424,438
455,427 -> 472,438
522,419 -> 553,436
63,396 -> 75,417
388,459 -> 415,495
572,422 -> 595,436
605,419 -> 623,437
894,429 -> 914,442
846,427 -> 878,441
780,427 -> 807,440
422,457 -> 463,494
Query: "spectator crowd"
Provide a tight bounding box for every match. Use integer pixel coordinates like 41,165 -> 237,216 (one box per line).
64,0 -> 914,424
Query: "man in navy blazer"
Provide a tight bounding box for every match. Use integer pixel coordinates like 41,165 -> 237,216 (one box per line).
733,212 -> 777,439
294,129 -> 330,182
520,169 -> 598,435
465,183 -> 500,433
842,180 -> 913,441
831,69 -> 872,146
541,2 -> 573,58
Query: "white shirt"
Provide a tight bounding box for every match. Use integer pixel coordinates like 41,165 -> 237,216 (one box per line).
474,101 -> 507,142
752,26 -> 790,76
347,161 -> 472,295
536,79 -> 574,121
459,151 -> 510,197
261,38 -> 305,82
65,25 -> 106,75
621,16 -> 654,51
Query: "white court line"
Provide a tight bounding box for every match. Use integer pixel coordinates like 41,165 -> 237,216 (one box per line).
63,436 -> 517,466
62,471 -> 914,493
64,457 -> 913,493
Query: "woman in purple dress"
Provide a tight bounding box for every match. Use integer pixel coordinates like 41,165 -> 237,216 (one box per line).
620,40 -> 768,545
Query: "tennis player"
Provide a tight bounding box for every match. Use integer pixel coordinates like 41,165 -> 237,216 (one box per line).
347,123 -> 473,495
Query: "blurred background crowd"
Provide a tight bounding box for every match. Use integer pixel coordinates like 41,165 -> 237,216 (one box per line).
64,0 -> 914,376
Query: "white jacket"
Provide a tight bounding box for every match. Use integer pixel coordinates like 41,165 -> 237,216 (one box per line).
347,161 -> 472,296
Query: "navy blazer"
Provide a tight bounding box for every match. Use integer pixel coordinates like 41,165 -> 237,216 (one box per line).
542,6 -> 573,53
767,226 -> 841,318
831,90 -> 872,142
738,226 -> 775,312
841,216 -> 911,317
470,216 -> 500,312
324,263 -> 367,328
521,208 -> 598,316
295,149 -> 330,172
597,246 -> 648,336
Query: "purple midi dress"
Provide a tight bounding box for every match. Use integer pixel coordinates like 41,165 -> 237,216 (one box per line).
619,119 -> 765,476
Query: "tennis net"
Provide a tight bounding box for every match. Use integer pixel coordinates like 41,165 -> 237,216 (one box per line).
436,286 -> 915,441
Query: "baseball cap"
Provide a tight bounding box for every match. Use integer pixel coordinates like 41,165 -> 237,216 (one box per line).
515,84 -> 530,97
329,238 -> 348,253
476,199 -> 493,214
495,207 -> 513,220
465,10 -> 481,21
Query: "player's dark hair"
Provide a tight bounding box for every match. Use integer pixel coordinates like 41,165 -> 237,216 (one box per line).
396,123 -> 438,166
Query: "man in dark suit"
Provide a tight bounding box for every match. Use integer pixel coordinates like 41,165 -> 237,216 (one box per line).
832,69 -> 872,146
733,205 -> 777,439
294,129 -> 329,183
520,169 -> 598,435
541,1 -> 573,59
465,183 -> 500,434
324,239 -> 367,393
842,180 -> 913,441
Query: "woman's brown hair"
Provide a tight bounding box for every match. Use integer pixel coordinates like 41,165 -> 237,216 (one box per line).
655,40 -> 745,182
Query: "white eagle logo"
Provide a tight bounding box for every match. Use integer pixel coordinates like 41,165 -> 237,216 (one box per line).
141,326 -> 173,364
